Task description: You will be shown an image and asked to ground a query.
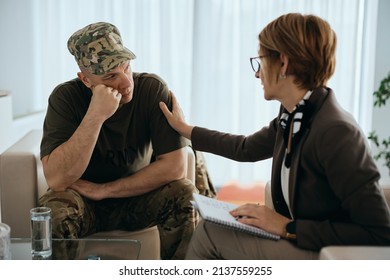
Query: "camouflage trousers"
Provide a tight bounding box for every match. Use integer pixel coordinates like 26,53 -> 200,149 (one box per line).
39,178 -> 199,260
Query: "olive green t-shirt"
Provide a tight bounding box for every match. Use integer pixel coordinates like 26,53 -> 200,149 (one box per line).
40,73 -> 188,183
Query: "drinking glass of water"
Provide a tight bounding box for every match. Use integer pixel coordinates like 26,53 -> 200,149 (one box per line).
30,207 -> 52,259
0,223 -> 11,260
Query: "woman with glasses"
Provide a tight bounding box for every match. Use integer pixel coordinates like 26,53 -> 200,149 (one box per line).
160,13 -> 390,259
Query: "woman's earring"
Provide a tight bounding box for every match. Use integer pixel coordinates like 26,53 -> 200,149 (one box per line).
280,73 -> 286,79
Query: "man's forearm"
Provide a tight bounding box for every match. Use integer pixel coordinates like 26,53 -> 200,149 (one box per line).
94,148 -> 188,199
42,113 -> 104,191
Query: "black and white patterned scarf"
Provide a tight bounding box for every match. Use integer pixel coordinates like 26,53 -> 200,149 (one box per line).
280,90 -> 313,168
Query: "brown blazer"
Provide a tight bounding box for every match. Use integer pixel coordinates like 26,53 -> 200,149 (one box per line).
192,87 -> 390,251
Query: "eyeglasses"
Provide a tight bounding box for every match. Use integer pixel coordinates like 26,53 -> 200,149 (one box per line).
250,54 -> 278,73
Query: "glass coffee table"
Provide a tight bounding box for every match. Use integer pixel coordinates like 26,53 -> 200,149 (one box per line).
10,238 -> 141,260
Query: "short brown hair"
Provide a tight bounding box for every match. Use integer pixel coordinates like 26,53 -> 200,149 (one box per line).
259,13 -> 337,89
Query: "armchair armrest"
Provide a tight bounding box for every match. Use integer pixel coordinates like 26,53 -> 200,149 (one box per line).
264,181 -> 274,209
319,246 -> 390,260
186,146 -> 195,184
0,129 -> 47,237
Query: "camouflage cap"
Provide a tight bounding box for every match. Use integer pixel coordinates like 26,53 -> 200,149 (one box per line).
67,22 -> 136,75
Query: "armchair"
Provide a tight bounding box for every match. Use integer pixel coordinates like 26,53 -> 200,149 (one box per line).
0,129 -> 196,259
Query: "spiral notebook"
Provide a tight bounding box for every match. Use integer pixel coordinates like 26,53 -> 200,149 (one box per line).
192,193 -> 280,240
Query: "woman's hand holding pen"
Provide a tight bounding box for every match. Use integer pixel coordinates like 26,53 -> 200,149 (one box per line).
230,204 -> 291,237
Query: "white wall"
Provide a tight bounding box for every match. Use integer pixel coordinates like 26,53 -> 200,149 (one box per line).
0,93 -> 13,153
372,0 -> 390,186
0,108 -> 44,154
0,0 -> 46,154
0,0 -> 45,118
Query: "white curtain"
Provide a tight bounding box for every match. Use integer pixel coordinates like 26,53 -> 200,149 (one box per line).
0,0 -> 378,186
191,0 -> 378,186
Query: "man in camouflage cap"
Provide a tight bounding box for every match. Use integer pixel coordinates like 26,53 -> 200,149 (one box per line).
38,22 -> 202,259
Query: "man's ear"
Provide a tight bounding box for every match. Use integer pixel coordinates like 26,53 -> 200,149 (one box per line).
77,72 -> 93,89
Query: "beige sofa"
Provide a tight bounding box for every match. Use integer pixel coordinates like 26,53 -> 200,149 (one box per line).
0,129 -> 196,260
265,181 -> 390,259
